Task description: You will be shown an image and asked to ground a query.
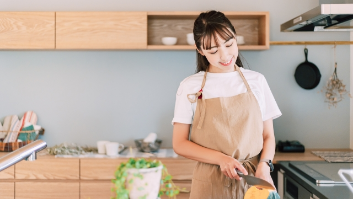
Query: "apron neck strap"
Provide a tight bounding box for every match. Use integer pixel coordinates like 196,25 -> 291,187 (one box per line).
235,65 -> 251,92
200,69 -> 208,90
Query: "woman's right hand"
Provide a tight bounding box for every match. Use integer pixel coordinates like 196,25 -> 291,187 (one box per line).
218,155 -> 248,181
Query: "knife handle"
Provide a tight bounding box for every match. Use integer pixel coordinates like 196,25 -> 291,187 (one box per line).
235,169 -> 244,177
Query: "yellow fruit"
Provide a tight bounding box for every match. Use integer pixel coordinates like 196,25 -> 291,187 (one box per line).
244,186 -> 270,199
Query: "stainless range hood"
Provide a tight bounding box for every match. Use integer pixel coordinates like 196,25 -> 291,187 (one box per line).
281,4 -> 353,31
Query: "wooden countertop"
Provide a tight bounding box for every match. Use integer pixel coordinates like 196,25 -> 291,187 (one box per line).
273,148 -> 353,163
1,148 -> 352,163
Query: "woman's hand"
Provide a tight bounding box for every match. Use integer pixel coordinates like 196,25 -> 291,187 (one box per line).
255,162 -> 274,186
218,155 -> 248,181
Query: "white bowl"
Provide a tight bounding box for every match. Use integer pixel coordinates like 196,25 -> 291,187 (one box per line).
162,37 -> 177,45
236,35 -> 245,45
187,37 -> 195,45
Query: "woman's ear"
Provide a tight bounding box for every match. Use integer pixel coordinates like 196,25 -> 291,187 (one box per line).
196,48 -> 205,56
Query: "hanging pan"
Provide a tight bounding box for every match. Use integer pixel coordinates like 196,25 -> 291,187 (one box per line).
294,48 -> 321,89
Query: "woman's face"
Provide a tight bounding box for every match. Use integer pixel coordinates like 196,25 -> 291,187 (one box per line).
199,33 -> 239,73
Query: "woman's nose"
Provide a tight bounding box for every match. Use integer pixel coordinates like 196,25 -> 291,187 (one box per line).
219,48 -> 228,61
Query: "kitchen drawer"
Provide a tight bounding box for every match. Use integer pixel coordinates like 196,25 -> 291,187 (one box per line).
0,165 -> 14,179
80,158 -> 196,180
160,159 -> 196,180
15,159 -> 79,179
80,159 -> 127,179
80,181 -> 114,199
0,182 -> 14,199
15,182 -> 79,199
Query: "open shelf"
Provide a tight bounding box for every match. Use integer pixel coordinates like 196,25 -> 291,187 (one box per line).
147,12 -> 269,50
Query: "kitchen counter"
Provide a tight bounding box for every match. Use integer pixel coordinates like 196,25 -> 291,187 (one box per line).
0,149 -> 353,164
0,148 -> 352,199
1,148 -> 350,160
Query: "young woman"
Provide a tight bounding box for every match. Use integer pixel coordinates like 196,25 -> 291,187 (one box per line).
172,10 -> 282,198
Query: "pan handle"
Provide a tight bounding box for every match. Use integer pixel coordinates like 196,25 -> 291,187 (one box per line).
304,48 -> 308,62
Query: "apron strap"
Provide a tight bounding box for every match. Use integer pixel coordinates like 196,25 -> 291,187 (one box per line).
235,65 -> 252,92
197,99 -> 206,129
196,71 -> 208,129
187,71 -> 208,103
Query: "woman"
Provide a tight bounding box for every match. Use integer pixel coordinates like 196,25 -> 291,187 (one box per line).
172,10 -> 282,198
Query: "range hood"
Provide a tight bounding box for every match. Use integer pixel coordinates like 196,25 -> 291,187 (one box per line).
281,4 -> 353,31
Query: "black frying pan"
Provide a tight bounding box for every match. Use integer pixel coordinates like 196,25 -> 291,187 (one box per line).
294,48 -> 321,89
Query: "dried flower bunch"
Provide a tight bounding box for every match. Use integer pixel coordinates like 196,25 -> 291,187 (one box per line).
47,143 -> 98,155
322,63 -> 351,108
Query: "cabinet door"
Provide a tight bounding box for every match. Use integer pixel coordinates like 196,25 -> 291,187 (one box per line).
0,165 -> 14,179
0,12 -> 55,49
15,159 -> 79,179
80,181 -> 114,199
56,12 -> 147,49
16,182 -> 79,199
80,158 -> 196,180
0,182 -> 14,199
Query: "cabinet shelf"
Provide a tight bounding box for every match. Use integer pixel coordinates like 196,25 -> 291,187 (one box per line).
147,11 -> 269,50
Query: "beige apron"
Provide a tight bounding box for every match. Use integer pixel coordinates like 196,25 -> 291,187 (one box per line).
187,65 -> 263,199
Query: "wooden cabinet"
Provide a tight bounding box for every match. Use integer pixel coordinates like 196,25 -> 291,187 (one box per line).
15,159 -> 79,179
0,166 -> 14,179
15,182 -> 79,199
0,11 -> 268,50
0,182 -> 14,199
147,11 -> 269,50
0,12 -> 55,49
80,158 -> 194,198
56,12 -> 147,49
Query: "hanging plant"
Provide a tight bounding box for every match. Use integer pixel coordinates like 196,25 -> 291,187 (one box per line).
111,158 -> 186,199
321,45 -> 351,108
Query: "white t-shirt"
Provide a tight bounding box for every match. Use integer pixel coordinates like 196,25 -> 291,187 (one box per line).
172,67 -> 282,125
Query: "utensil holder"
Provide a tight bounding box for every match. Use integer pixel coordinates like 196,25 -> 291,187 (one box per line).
0,128 -> 45,152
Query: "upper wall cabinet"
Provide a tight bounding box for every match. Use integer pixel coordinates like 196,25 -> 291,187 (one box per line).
0,12 -> 55,49
56,12 -> 147,49
147,12 -> 269,50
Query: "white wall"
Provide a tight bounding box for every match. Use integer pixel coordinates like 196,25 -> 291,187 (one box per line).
0,0 -> 351,149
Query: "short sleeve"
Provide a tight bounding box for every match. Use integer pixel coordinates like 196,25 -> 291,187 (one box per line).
261,76 -> 282,121
171,80 -> 194,125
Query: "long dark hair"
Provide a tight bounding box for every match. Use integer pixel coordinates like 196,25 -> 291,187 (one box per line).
193,10 -> 243,72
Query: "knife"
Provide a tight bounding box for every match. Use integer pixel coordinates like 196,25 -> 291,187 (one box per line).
236,169 -> 276,190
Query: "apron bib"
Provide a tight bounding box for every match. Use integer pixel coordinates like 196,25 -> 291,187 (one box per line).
187,66 -> 263,199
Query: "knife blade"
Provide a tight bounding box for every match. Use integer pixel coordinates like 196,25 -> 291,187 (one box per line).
236,169 -> 276,190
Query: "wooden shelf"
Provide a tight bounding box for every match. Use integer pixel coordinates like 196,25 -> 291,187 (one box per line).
147,11 -> 269,50
147,45 -> 269,50
147,45 -> 196,50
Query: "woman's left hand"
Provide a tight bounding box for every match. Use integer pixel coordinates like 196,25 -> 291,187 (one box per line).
255,162 -> 274,187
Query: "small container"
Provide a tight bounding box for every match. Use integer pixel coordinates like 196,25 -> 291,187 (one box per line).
236,35 -> 245,45
161,37 -> 177,45
135,139 -> 162,153
186,33 -> 195,45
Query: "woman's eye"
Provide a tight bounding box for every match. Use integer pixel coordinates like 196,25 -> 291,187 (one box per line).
226,43 -> 233,47
210,51 -> 218,54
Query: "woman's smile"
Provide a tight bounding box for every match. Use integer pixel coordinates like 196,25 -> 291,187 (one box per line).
220,57 -> 233,66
